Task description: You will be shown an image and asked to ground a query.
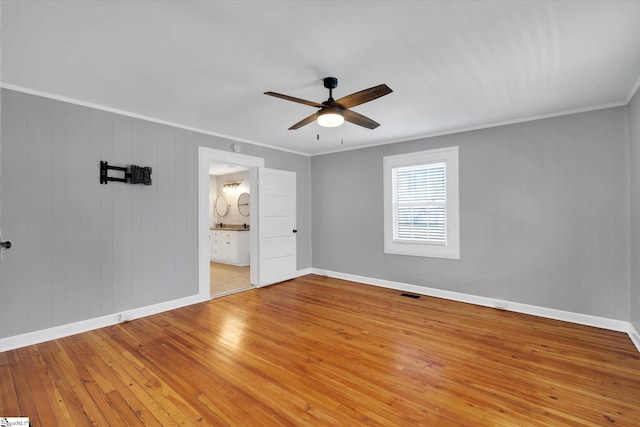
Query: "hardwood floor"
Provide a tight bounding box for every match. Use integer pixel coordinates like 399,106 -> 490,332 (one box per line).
2,275 -> 639,426
210,262 -> 251,296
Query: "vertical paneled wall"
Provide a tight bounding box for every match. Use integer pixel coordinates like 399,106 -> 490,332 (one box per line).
0,90 -> 199,338
630,89 -> 640,332
0,89 -> 313,340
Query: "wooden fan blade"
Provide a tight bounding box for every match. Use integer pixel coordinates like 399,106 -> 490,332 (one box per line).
343,109 -> 380,129
289,112 -> 319,130
264,91 -> 325,108
334,84 -> 392,109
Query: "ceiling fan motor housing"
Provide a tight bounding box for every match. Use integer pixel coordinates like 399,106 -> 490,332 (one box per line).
323,77 -> 338,90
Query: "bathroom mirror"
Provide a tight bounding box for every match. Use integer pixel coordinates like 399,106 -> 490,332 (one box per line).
238,192 -> 250,216
215,194 -> 228,217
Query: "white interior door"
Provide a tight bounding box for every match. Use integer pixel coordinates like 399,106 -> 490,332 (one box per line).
258,168 -> 296,287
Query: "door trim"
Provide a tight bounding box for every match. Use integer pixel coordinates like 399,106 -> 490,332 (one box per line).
198,147 -> 264,299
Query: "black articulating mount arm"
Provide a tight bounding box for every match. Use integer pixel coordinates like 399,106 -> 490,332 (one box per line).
100,161 -> 152,185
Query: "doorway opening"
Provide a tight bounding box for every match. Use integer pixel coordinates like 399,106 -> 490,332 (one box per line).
208,162 -> 252,297
198,147 -> 264,300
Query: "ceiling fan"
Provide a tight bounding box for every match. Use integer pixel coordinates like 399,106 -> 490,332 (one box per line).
264,77 -> 392,130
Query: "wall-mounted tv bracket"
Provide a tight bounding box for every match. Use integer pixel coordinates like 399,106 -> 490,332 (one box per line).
100,161 -> 152,185
0,229 -> 11,262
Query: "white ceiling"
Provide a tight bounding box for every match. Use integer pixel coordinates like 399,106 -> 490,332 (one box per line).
209,163 -> 248,176
3,1 -> 640,156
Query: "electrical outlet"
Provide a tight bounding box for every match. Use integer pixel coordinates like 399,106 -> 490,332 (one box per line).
493,300 -> 508,310
119,312 -> 134,322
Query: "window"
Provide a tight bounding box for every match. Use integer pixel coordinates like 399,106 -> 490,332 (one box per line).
383,146 -> 459,259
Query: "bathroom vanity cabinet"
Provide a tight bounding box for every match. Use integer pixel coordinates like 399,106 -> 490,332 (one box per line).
210,229 -> 250,266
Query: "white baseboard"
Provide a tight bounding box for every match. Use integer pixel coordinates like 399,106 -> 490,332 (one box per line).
311,269 -> 633,337
629,323 -> 640,353
296,267 -> 313,277
0,293 -> 209,352
258,267 -> 313,288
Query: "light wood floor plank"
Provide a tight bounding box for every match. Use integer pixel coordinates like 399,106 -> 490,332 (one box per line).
210,262 -> 250,296
1,274 -> 639,425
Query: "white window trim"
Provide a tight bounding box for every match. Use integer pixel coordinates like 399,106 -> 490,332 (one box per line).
383,146 -> 460,259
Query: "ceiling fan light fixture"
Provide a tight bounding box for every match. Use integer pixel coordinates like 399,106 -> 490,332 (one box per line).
317,107 -> 344,128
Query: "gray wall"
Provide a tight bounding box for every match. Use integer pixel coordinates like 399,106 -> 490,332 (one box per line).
0,89 -> 311,339
630,89 -> 640,332
312,107 -> 630,320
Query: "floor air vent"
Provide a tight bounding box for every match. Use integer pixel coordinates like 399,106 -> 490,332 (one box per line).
400,293 -> 420,299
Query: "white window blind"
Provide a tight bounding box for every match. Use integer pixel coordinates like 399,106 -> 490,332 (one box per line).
392,163 -> 446,244
383,146 -> 459,259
